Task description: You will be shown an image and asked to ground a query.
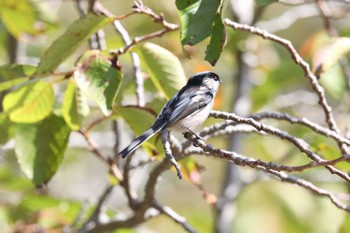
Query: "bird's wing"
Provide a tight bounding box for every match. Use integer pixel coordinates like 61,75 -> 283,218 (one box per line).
159,90 -> 214,128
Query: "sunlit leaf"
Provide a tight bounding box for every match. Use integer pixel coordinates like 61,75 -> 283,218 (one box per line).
75,50 -> 123,116
0,0 -> 41,38
36,13 -> 115,74
204,13 -> 226,65
62,80 -> 90,130
0,114 -> 14,145
320,64 -> 346,99
15,115 -> 70,185
339,214 -> 350,233
0,77 -> 30,92
3,81 -> 54,123
138,42 -> 187,99
175,0 -> 225,65
0,166 -> 33,191
313,37 -> 350,76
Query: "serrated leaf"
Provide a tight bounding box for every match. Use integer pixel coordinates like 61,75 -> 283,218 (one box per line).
176,0 -> 225,65
0,0 -> 41,38
138,42 -> 187,99
313,37 -> 350,76
3,81 -> 54,123
75,50 -> 122,115
0,114 -> 14,145
62,80 -> 90,130
36,13 -> 115,74
205,13 -> 226,65
15,115 -> 70,185
255,0 -> 278,5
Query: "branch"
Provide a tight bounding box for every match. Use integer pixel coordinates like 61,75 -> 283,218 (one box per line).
209,110 -> 350,182
224,19 -> 341,136
183,132 -> 350,212
110,1 -> 178,56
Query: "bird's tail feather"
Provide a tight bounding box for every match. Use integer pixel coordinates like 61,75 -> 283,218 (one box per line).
118,122 -> 164,158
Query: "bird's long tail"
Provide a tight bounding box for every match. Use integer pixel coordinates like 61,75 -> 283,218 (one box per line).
118,122 -> 164,158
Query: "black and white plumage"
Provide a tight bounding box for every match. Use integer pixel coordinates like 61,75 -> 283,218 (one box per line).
118,71 -> 222,158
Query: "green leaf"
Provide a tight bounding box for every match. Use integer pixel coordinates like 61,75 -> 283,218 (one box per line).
313,37 -> 350,76
0,0 -> 40,38
0,114 -> 14,145
138,42 -> 187,99
255,0 -> 278,5
3,81 -> 54,123
62,80 -> 90,130
75,50 -> 123,115
0,77 -> 30,92
36,13 -> 115,74
339,214 -> 350,233
15,115 -> 70,185
0,64 -> 36,81
204,13 -> 226,65
176,0 -> 225,65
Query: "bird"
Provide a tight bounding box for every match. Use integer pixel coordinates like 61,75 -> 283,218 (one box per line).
117,71 -> 222,159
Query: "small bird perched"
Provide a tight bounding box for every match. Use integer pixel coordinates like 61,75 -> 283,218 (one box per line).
117,71 -> 222,159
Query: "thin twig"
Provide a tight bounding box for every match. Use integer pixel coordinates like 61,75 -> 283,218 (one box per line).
209,110 -> 350,182
162,130 -> 183,179
113,20 -> 145,107
224,19 -> 340,135
183,131 -> 350,173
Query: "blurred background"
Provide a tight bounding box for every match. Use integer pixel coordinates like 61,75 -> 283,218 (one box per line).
1,0 -> 350,232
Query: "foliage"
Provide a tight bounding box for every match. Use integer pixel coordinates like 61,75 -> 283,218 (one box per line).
0,0 -> 350,232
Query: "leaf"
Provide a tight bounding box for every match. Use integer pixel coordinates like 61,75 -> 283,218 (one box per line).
0,114 -> 14,145
0,0 -> 40,38
339,214 -> 350,233
175,0 -> 226,65
0,77 -> 30,92
313,37 -> 350,76
255,0 -> 278,5
62,80 -> 90,130
75,50 -> 123,115
36,13 -> 115,74
204,13 -> 226,65
3,81 -> 54,123
15,115 -> 70,185
138,42 -> 187,99
0,64 -> 36,81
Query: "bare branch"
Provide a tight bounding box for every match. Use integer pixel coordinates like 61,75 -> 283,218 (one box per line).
224,19 -> 341,135
209,110 -> 350,182
162,130 -> 182,179
113,20 -> 145,107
